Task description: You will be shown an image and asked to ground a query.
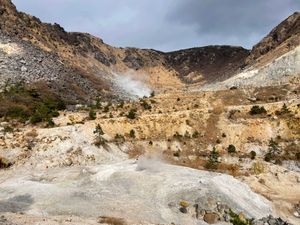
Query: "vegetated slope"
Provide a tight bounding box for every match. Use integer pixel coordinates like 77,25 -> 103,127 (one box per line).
0,0 -> 251,99
164,46 -> 249,84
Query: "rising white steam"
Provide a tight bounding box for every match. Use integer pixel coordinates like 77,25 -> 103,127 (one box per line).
113,71 -> 152,99
136,154 -> 165,172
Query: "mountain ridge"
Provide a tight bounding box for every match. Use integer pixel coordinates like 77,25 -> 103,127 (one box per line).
0,0 -> 299,102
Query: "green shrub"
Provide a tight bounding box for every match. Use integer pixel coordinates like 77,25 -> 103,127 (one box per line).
173,151 -> 180,157
140,100 -> 152,110
227,144 -> 236,153
229,209 -> 253,225
275,103 -> 290,116
129,129 -> 136,138
0,82 -> 65,124
95,97 -> 102,109
93,124 -> 106,147
126,109 -> 137,120
192,131 -> 199,138
115,133 -> 125,142
250,151 -> 256,160
296,152 -> 300,161
94,124 -> 104,136
0,157 -> 12,169
249,105 -> 267,115
205,147 -> 219,170
47,119 -> 55,127
89,110 -> 96,120
264,152 -> 272,162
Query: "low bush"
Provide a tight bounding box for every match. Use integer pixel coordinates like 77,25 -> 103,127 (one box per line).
227,144 -> 236,153
129,129 -> 136,138
0,82 -> 65,124
229,209 -> 253,225
0,157 -> 12,169
192,131 -> 199,138
93,124 -> 106,147
205,147 -> 219,170
126,109 -> 137,119
275,103 -> 290,116
249,105 -> 267,115
140,100 -> 152,110
250,151 -> 256,160
150,91 -> 155,97
115,134 -> 125,143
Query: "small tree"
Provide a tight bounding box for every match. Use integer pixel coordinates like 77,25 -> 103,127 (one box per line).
129,129 -> 136,138
94,124 -> 104,136
205,147 -> 219,170
264,139 -> 281,162
89,109 -> 96,120
95,97 -> 102,109
249,105 -> 267,115
227,144 -> 236,153
140,100 -> 152,110
126,109 -> 137,119
250,151 -> 256,160
150,91 -> 155,97
93,124 -> 106,147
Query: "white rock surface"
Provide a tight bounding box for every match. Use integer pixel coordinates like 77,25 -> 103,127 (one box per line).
202,46 -> 300,90
0,158 -> 273,225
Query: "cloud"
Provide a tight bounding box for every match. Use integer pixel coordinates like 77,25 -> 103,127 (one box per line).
12,0 -> 300,51
166,0 -> 300,49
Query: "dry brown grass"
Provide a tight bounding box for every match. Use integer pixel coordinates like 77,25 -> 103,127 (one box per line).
97,216 -> 127,225
25,129 -> 38,137
128,147 -> 145,159
0,157 -> 12,169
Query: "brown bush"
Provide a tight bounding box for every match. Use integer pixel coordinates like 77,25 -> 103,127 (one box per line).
97,216 -> 126,225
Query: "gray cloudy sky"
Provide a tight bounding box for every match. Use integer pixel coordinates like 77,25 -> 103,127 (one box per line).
12,0 -> 300,52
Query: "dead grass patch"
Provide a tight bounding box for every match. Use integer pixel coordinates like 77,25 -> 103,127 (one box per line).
97,216 -> 126,225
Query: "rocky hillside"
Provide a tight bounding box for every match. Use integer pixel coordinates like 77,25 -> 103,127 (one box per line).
0,0 -> 251,101
246,12 -> 300,67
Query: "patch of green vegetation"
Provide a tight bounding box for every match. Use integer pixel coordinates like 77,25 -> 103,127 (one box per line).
140,100 -> 152,110
296,152 -> 300,161
0,157 -> 12,169
250,151 -> 256,160
129,129 -> 136,138
229,209 -> 253,225
93,124 -> 106,147
264,139 -> 281,162
227,144 -> 236,153
275,103 -> 290,116
150,91 -> 155,97
126,109 -> 137,120
115,133 -> 125,142
95,97 -> 102,109
205,147 -> 219,170
192,131 -> 199,138
0,82 -> 65,124
173,150 -> 180,157
249,105 -> 267,115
